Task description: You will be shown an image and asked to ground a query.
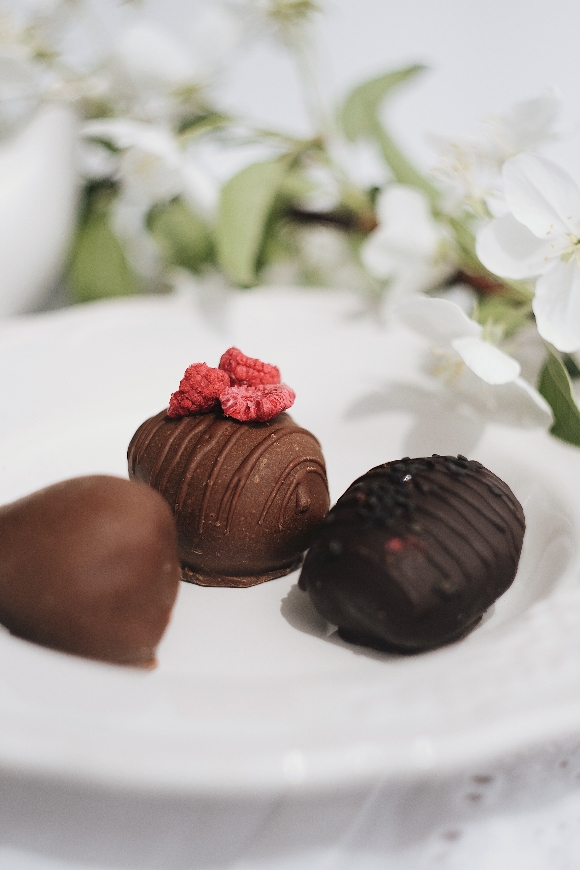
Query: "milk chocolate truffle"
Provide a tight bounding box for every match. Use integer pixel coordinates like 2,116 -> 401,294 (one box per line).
128,409 -> 330,586
299,455 -> 525,653
0,475 -> 181,666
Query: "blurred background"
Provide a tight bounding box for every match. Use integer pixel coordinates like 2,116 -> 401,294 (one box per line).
2,0 -> 580,318
223,0 -> 580,168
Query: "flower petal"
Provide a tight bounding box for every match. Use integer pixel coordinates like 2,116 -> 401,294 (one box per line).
451,336 -> 521,384
488,90 -> 560,158
360,229 -> 398,279
362,185 -> 441,281
82,119 -> 178,159
512,376 -> 553,424
397,297 -> 482,343
533,259 -> 580,352
116,22 -> 195,87
503,153 -> 580,238
476,213 -> 552,278
375,184 -> 440,256
479,377 -> 553,428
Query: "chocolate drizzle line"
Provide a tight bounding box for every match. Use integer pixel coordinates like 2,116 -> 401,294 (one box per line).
128,412 -> 167,476
128,407 -> 330,587
452,474 -> 523,558
417,500 -> 495,576
157,415 -> 215,497
198,423 -> 248,532
258,456 -> 328,529
149,416 -> 190,488
336,455 -> 522,581
214,425 -> 318,533
174,418 -> 238,516
137,415 -> 327,536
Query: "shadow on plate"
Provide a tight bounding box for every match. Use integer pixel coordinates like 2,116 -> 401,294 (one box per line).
280,582 -> 399,661
345,379 -> 549,457
280,582 -> 500,660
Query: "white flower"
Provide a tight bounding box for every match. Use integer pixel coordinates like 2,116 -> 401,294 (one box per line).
431,140 -> 491,217
396,296 -> 552,426
109,9 -> 242,122
4,0 -> 244,124
361,184 -> 449,297
233,0 -> 319,38
476,152 -> 580,352
298,161 -> 340,212
114,21 -> 197,97
82,117 -> 215,280
482,90 -> 560,166
330,137 -> 388,191
84,119 -> 183,203
81,118 -> 215,215
432,92 -> 560,216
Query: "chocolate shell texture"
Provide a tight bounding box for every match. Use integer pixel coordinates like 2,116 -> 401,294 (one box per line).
0,476 -> 181,666
299,455 -> 525,653
128,410 -> 330,587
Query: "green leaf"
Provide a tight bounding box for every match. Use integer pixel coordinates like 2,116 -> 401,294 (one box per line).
69,207 -> 136,303
563,353 -> 580,380
178,111 -> 230,138
217,158 -> 289,286
148,199 -> 213,273
340,65 -> 439,205
538,347 -> 580,446
341,65 -> 426,140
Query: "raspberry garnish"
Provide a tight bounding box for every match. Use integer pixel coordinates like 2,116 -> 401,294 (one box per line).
167,363 -> 230,418
220,384 -> 295,423
219,347 -> 280,387
167,351 -> 293,421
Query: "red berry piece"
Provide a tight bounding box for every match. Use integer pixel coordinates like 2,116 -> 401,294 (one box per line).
219,347 -> 280,387
220,384 -> 296,423
167,363 -> 230,418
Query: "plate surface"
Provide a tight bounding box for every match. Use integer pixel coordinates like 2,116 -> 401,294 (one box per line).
1,285 -> 579,796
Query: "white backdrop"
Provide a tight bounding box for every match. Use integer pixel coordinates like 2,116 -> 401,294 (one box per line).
214,0 -> 580,174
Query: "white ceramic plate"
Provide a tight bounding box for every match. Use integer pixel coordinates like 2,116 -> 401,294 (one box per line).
1,286 -> 580,796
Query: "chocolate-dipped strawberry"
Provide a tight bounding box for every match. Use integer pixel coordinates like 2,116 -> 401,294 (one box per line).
0,476 -> 181,666
299,455 -> 525,653
128,348 -> 330,586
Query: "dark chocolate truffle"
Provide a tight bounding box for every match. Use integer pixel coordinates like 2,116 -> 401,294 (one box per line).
128,409 -> 330,586
299,455 -> 525,653
0,475 -> 181,666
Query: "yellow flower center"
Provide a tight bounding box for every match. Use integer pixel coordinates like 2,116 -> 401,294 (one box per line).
430,346 -> 465,384
559,234 -> 580,266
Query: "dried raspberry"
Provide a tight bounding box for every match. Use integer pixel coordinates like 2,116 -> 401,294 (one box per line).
219,383 -> 295,423
167,363 -> 230,418
219,347 -> 280,387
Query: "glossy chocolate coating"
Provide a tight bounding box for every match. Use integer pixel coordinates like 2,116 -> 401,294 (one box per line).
128,410 -> 330,586
299,455 -> 525,653
0,476 -> 181,666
